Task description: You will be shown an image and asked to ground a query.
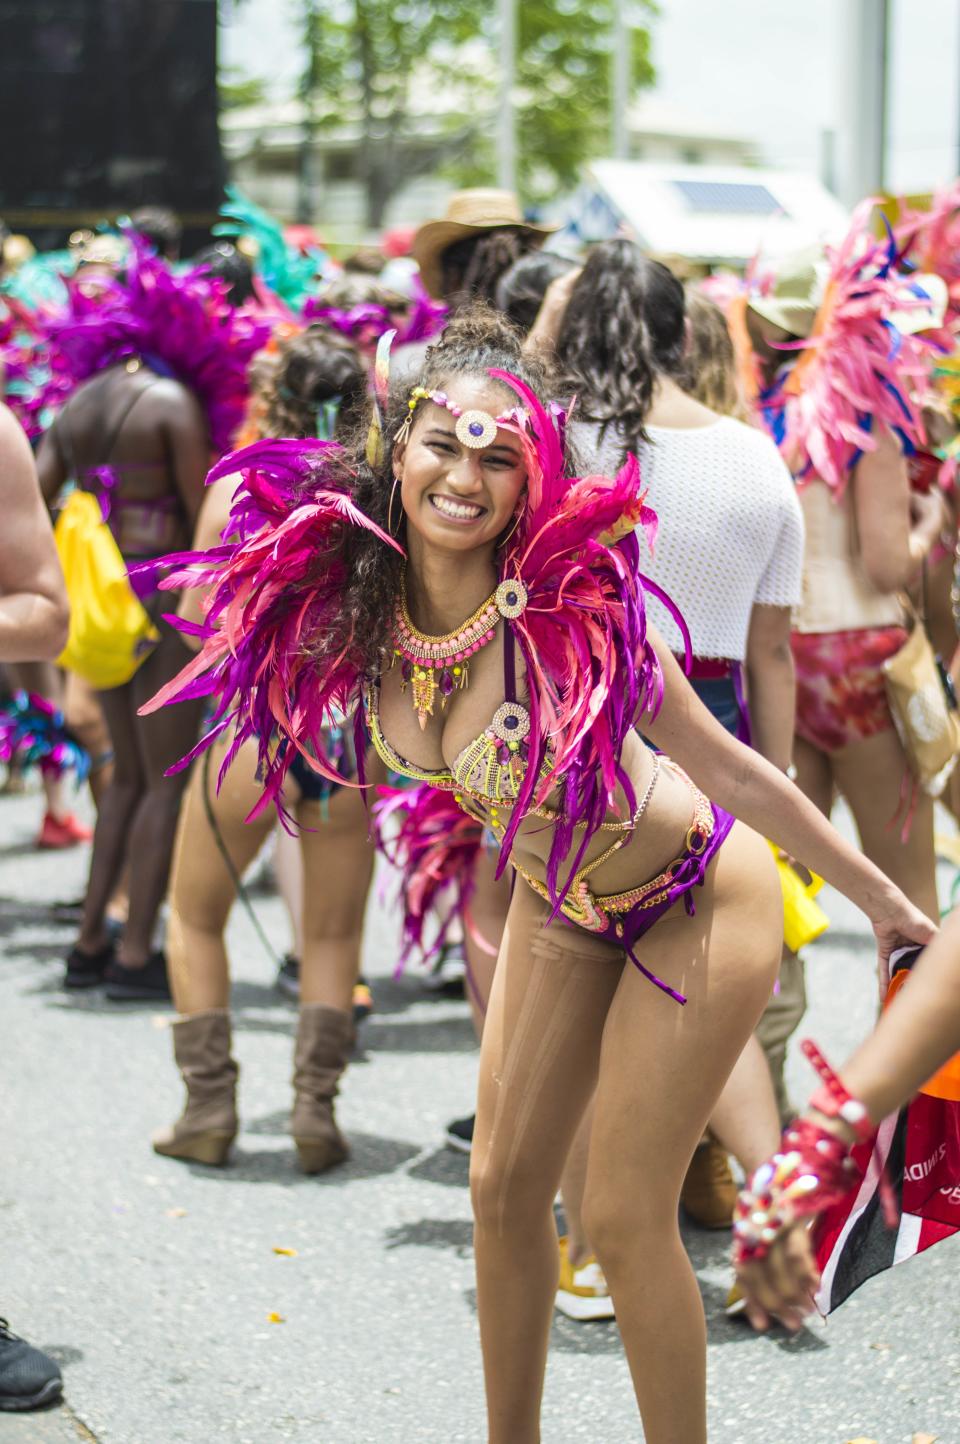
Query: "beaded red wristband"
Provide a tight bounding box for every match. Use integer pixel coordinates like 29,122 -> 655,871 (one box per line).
802,1039 -> 875,1144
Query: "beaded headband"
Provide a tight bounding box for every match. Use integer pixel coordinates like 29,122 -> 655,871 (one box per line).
394,385 -> 526,450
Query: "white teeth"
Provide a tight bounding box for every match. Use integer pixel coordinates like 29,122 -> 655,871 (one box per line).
431,496 -> 483,520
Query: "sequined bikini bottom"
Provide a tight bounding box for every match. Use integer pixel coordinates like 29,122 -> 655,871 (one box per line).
513,769 -> 735,1004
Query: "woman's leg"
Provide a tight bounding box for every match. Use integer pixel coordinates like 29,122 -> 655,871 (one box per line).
582,824 -> 782,1444
831,729 -> 939,918
704,1032 -> 782,1173
744,733 -> 833,1118
116,629 -> 206,969
166,737 -> 274,1015
274,823 -> 305,960
288,767 -> 381,1173
295,773 -> 380,1011
471,883 -> 625,1444
464,848 -> 512,1034
76,679 -> 143,955
155,737 -> 276,1166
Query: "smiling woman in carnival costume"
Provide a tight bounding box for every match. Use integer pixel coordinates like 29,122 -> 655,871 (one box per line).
145,308 -> 933,1444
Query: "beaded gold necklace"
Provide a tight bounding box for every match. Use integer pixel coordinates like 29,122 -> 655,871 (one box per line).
392,567 -> 500,728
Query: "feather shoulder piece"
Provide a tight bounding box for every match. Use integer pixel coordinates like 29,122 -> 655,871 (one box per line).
139,436 -> 403,817
34,237 -> 270,452
896,181 -> 960,331
779,200 -> 934,496
491,372 -> 675,904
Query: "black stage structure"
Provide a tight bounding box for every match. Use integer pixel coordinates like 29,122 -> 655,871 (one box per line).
0,0 -> 223,249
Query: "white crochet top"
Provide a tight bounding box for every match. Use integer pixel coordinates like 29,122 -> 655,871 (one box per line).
572,416 -> 804,661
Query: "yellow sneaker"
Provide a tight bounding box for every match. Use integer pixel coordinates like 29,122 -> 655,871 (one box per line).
680,1139 -> 737,1229
555,1235 -> 616,1321
725,1282 -> 747,1318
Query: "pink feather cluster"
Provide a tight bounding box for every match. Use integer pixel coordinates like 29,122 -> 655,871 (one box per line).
373,783 -> 483,970
896,180 -> 960,331
139,436 -> 403,817
32,237 -> 270,453
779,200 -> 935,495
491,372 -> 674,903
0,296 -> 48,439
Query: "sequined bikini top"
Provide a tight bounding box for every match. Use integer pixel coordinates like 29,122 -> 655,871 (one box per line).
364,623 -> 551,810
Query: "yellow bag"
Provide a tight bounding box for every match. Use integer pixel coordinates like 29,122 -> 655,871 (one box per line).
54,490 -> 160,689
768,841 -> 829,953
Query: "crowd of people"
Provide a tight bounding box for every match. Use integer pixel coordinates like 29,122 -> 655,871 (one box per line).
3,185 -> 960,1440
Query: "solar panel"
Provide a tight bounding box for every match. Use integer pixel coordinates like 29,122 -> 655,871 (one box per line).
672,180 -> 783,216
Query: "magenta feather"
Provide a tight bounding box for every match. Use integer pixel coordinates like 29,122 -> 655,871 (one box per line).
373,783 -> 483,970
491,371 -> 669,904
139,437 -> 403,817
777,200 -> 937,495
31,237 -> 270,452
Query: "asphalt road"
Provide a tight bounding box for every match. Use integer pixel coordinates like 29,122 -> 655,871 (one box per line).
1,784 -> 958,1444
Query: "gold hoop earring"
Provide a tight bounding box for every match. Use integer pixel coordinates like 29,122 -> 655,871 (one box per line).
387,476 -> 402,537
497,508 -> 522,549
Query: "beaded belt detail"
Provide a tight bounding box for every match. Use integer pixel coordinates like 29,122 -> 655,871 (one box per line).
515,785 -> 715,935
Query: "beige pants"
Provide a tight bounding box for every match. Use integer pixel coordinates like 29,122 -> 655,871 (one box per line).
754,948 -> 807,1123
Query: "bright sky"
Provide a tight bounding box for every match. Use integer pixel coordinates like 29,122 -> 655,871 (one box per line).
220,0 -> 960,193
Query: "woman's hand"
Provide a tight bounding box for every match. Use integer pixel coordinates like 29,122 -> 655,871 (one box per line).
870,890 -> 938,999
737,1223 -> 820,1333
524,267 -> 583,355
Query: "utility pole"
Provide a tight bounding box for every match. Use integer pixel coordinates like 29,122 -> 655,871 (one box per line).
296,0 -> 321,224
497,0 -> 517,192
835,0 -> 890,205
612,0 -> 629,158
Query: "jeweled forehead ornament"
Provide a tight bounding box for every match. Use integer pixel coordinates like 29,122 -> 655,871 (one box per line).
394,385 -> 527,450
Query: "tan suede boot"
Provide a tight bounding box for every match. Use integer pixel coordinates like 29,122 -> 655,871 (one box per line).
152,1010 -> 238,1166
291,1004 -> 354,1174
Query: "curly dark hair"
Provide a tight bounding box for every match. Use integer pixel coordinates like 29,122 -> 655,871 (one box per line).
555,239 -> 686,458
440,229 -> 542,306
309,304 -> 554,678
192,242 -> 256,308
263,323 -> 367,440
495,250 -> 577,336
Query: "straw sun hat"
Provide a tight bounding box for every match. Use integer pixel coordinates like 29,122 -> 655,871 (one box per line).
747,248 -> 827,339
411,188 -> 557,299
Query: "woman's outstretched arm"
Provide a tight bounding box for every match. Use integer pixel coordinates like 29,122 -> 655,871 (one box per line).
642,626 -> 937,975
735,909 -> 960,1326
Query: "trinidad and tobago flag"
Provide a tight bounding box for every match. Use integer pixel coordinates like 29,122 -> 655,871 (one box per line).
813,947 -> 960,1313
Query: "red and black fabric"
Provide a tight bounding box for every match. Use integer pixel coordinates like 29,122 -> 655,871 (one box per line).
813,946 -> 960,1313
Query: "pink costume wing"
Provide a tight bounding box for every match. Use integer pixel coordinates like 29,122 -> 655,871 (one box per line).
139,436 -> 403,819
488,371 -> 683,907
373,783 -> 483,971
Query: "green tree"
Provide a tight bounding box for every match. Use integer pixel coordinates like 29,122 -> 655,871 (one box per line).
514,0 -> 656,204
296,0 -> 489,229
218,67 -> 267,111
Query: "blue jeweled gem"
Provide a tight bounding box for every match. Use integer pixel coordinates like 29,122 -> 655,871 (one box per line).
469,420 -> 484,436
506,591 -> 517,605
504,714 -> 518,729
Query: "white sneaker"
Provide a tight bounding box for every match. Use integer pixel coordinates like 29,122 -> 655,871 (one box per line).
555,1235 -> 616,1321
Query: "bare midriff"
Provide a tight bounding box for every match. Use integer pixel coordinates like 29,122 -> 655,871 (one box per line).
370,635 -> 708,903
